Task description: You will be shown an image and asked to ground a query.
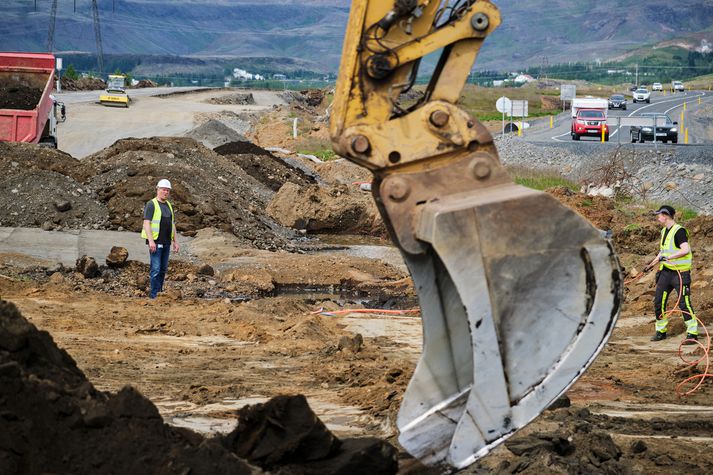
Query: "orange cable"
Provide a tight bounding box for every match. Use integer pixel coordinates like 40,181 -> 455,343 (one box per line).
311,307 -> 420,316
657,268 -> 711,396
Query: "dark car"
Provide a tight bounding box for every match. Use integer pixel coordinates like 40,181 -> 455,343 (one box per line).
608,94 -> 627,110
630,113 -> 678,144
629,85 -> 638,92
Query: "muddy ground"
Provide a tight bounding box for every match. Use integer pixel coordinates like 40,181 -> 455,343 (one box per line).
2,87 -> 713,474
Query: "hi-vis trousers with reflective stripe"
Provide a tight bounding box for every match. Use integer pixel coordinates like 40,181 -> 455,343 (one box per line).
654,269 -> 697,335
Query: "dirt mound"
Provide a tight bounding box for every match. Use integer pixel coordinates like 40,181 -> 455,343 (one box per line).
221,394 -> 398,474
0,142 -> 109,229
134,79 -> 158,88
215,142 -> 318,192
279,89 -> 325,109
0,300 -> 399,474
478,406 -> 713,474
267,182 -> 385,235
546,186 -> 617,231
0,84 -> 43,110
60,76 -> 106,91
209,92 -> 256,105
81,137 -> 299,248
0,299 -> 255,474
184,119 -> 248,149
215,140 -> 275,157
312,158 -> 373,186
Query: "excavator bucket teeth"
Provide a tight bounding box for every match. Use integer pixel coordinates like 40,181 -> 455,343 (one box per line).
396,184 -> 622,469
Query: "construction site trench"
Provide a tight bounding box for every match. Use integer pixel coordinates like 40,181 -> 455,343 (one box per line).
2,88 -> 713,474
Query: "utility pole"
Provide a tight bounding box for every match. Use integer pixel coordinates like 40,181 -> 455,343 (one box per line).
91,0 -> 105,74
635,63 -> 639,87
74,0 -> 77,13
47,0 -> 58,52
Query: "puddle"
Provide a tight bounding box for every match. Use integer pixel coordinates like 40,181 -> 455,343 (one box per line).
157,393 -> 376,437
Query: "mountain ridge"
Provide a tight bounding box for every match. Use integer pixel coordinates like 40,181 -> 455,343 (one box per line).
2,1 -> 712,73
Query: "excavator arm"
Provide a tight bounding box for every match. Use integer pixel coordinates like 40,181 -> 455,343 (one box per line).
330,0 -> 623,470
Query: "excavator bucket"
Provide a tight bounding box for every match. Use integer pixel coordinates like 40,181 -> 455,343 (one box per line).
329,0 -> 623,469
394,181 -> 621,469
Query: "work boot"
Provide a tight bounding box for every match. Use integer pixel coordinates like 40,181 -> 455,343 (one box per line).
650,331 -> 667,341
682,333 -> 699,345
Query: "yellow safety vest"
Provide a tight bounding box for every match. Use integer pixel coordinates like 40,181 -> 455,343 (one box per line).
659,223 -> 692,271
141,198 -> 175,241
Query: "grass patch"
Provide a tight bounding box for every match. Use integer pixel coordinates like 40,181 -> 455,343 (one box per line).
514,176 -> 578,191
678,207 -> 698,221
508,165 -> 578,192
623,223 -> 641,232
298,149 -> 338,161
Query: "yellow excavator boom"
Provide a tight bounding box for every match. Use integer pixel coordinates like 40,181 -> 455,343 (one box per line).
330,1 -> 622,470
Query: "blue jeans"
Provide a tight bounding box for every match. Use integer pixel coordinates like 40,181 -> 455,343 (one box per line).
149,244 -> 171,298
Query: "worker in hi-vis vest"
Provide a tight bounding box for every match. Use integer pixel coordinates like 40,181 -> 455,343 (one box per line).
644,205 -> 698,344
141,179 -> 179,299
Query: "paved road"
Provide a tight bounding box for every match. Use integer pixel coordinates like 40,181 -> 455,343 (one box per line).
54,87 -> 211,105
54,88 -> 285,158
0,227 -> 192,267
522,90 -> 711,146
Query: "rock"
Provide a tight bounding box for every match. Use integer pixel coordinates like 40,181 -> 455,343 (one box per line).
197,264 -> 215,276
338,333 -> 363,353
41,221 -> 53,231
54,200 -> 72,212
136,275 -> 149,288
547,394 -> 571,410
75,255 -> 100,279
664,182 -> 678,191
221,394 -> 341,469
48,272 -> 64,284
631,439 -> 648,453
693,173 -> 705,181
106,247 -> 129,268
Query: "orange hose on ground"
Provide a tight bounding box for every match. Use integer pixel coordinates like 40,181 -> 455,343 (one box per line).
657,269 -> 711,397
311,307 -> 420,316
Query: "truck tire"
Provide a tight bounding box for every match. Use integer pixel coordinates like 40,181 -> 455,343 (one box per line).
604,133 -> 610,142
572,133 -> 580,141
631,131 -> 636,143
646,99 -> 650,103
672,137 -> 678,144
639,134 -> 645,144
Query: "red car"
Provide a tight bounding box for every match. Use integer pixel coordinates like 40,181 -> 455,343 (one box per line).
571,109 -> 609,141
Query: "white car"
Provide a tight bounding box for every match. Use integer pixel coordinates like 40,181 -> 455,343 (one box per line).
672,81 -> 685,92
633,88 -> 651,103
652,82 -> 663,91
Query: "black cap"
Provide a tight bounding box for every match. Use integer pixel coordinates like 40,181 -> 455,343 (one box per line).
653,205 -> 675,217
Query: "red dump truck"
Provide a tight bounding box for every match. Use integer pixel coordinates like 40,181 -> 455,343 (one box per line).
0,52 -> 65,148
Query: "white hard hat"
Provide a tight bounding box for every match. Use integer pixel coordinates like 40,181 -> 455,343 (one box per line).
156,179 -> 172,189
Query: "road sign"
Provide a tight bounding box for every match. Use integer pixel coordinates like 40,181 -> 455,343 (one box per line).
510,100 -> 528,117
560,84 -> 576,101
56,57 -> 63,71
496,96 -> 512,113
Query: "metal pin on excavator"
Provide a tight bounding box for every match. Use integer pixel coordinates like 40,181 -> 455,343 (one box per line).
329,0 -> 623,470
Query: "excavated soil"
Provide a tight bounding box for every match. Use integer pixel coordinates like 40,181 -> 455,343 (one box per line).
3,88 -> 713,474
0,300 -> 399,474
0,137 -> 382,242
0,84 -> 43,110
